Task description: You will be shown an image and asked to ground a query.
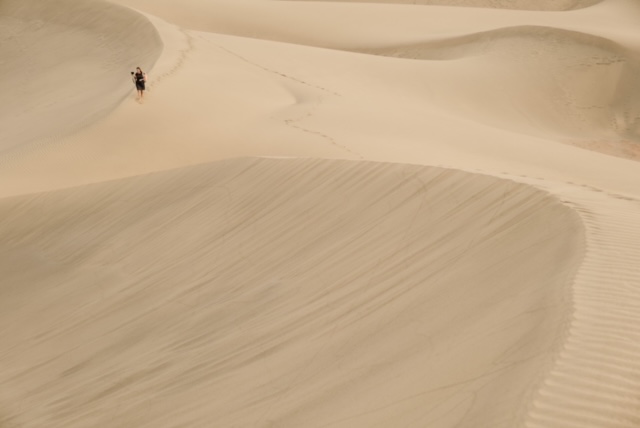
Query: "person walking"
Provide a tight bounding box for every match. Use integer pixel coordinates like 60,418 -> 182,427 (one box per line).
133,67 -> 147,101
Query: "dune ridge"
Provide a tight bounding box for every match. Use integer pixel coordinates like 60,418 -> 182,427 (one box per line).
361,25 -> 640,156
282,0 -> 604,11
490,173 -> 640,427
0,158 -> 583,427
524,183 -> 640,427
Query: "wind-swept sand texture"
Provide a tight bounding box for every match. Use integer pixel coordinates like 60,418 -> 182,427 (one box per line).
1,0 -> 640,427
0,159 -> 584,427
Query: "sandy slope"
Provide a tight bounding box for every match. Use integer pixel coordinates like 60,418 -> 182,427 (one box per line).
1,0 -> 640,426
0,0 -> 162,153
0,159 -> 584,427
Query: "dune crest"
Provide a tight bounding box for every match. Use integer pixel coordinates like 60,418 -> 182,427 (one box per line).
504,174 -> 640,428
283,0 -> 603,11
0,158 -> 583,427
363,25 -> 640,155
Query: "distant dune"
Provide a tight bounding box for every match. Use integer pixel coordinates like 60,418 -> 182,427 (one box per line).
284,0 -> 604,11
361,25 -> 640,154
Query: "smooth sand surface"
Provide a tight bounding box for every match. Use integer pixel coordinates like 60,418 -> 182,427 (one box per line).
1,0 -> 639,427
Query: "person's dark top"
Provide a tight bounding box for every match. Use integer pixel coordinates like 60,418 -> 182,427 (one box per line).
135,72 -> 145,90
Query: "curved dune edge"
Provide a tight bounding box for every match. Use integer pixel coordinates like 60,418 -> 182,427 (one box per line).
359,25 -> 640,158
0,0 -> 162,152
0,158 -> 583,427
360,25 -> 629,61
282,0 -> 603,12
502,175 -> 640,427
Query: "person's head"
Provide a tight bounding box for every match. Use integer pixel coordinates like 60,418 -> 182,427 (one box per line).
136,67 -> 142,73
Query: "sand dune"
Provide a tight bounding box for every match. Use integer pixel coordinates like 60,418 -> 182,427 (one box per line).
362,25 -> 640,151
0,0 -> 161,153
503,173 -> 640,428
284,0 -> 604,11
1,0 -> 640,426
0,158 -> 583,427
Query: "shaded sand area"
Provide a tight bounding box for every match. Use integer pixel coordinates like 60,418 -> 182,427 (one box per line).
1,0 -> 640,426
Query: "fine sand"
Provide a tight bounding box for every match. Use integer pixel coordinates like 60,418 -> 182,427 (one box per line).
1,0 -> 639,427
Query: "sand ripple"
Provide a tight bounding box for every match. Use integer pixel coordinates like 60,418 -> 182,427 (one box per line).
0,158 -> 582,427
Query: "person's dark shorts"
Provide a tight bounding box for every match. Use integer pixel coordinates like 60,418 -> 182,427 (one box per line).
136,81 -> 145,91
